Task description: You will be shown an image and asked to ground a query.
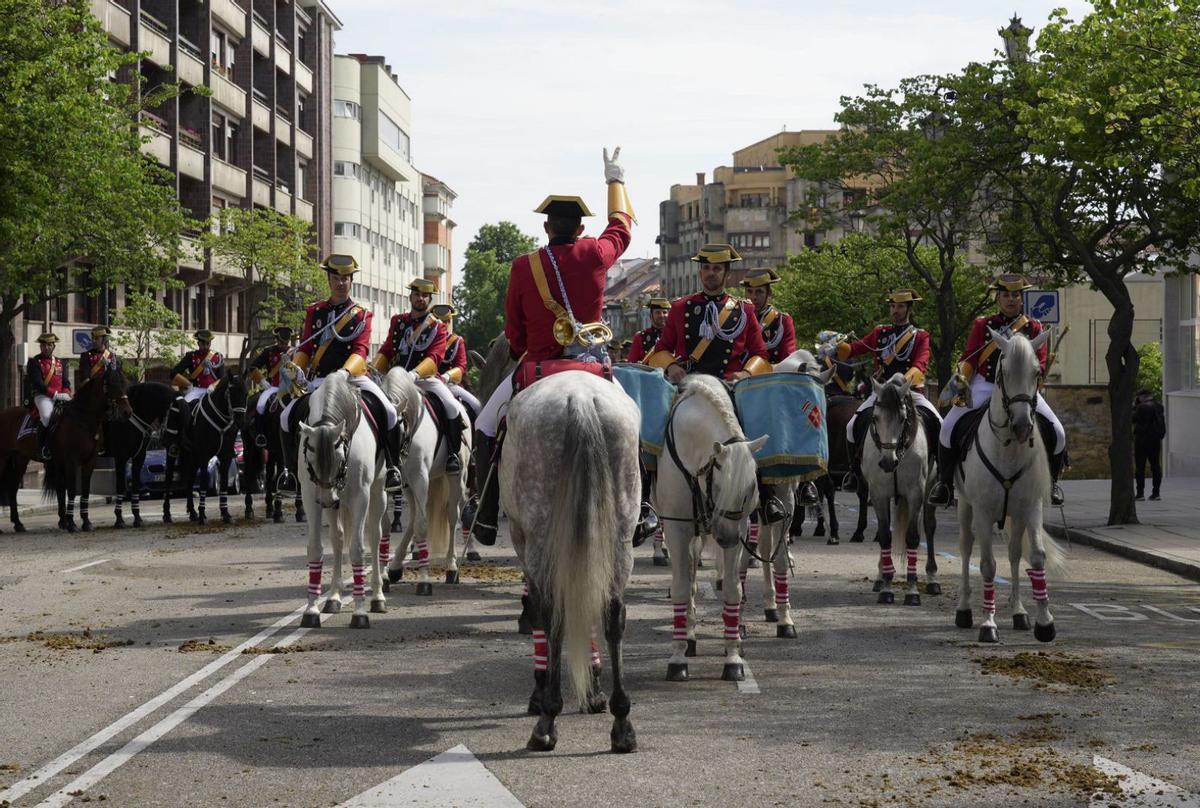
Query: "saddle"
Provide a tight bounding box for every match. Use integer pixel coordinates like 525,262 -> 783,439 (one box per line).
513,358 -> 612,394
952,406 -> 1059,467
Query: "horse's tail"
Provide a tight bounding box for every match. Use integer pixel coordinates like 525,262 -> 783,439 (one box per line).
1025,523 -> 1069,581
538,394 -> 617,710
427,475 -> 451,558
41,457 -> 60,502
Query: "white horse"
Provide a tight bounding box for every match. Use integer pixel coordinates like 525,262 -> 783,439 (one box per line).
296,371 -> 386,629
380,367 -> 470,596
955,328 -> 1065,643
500,371 -> 641,753
860,374 -> 936,606
657,375 -> 767,682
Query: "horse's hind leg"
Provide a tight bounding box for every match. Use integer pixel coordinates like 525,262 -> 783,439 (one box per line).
825,476 -> 840,544
770,522 -> 797,639
753,523 -> 777,622
874,498 -> 894,603
850,482 -> 869,542
527,595 -> 562,752
975,510 -> 999,643
665,525 -> 693,680
219,450 -> 233,523
1008,514 -> 1030,631
923,499 -> 940,595
78,463 -> 95,532
112,455 -> 126,529
162,453 -> 174,524
605,597 -> 637,753
444,476 -> 462,585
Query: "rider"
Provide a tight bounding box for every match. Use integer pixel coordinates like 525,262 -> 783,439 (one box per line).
77,325 -> 118,389
834,289 -> 941,492
431,303 -> 482,420
644,244 -> 800,522
928,273 -> 1067,507
248,325 -> 292,448
743,269 -> 796,365
372,278 -> 468,475
171,329 -> 225,404
277,254 -> 403,494
626,298 -> 670,364
25,333 -> 71,460
472,147 -> 635,545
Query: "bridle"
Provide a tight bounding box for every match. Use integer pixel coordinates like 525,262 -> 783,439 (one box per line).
662,418 -> 756,538
869,391 -> 916,496
987,354 -> 1038,448
302,404 -> 361,494
197,376 -> 245,434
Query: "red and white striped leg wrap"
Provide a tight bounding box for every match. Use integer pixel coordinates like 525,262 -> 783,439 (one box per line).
378,535 -> 391,568
523,578 -> 530,597
461,522 -> 470,540
738,567 -> 747,595
352,564 -> 366,599
982,580 -> 996,614
722,602 -> 741,641
590,633 -> 602,668
748,521 -> 760,549
1027,568 -> 1048,602
879,548 -> 895,578
906,548 -> 918,578
653,525 -> 663,547
672,603 -> 688,641
531,628 -> 548,672
773,570 -> 790,606
307,560 -> 322,598
416,538 -> 430,569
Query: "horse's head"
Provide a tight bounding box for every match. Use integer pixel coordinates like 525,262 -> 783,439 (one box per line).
298,418 -> 351,509
776,349 -> 836,385
989,327 -> 1051,444
226,371 -> 248,416
706,434 -> 769,548
870,374 -> 913,473
103,365 -> 133,417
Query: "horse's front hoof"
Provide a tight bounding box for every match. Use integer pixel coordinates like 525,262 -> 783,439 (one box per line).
386,567 -> 403,584
764,608 -> 778,623
112,516 -> 125,529
221,512 -> 232,524
871,579 -> 884,593
903,593 -> 921,607
272,512 -> 284,524
13,522 -> 25,533
721,663 -> 745,682
244,509 -> 253,521
527,692 -> 542,715
666,662 -> 689,682
517,612 -> 533,635
926,582 -> 942,596
80,520 -> 92,532
685,639 -> 697,658
814,525 -> 825,537
826,536 -> 840,546
877,591 -> 895,604
714,579 -> 722,591
610,721 -> 638,754
955,609 -> 974,629
466,551 -> 481,561
390,517 -> 403,532
415,582 -> 433,596
1034,621 -> 1056,643
162,513 -> 173,524
445,570 -> 459,584
1013,613 -> 1031,631
652,555 -> 670,567
849,532 -> 865,543
300,612 -> 321,629
526,731 -> 557,752
978,625 -> 999,644
65,520 -> 76,534
777,624 -> 797,639
295,511 -> 306,524
370,599 -> 387,614
322,598 -> 342,615
586,692 -> 608,715
188,512 -> 199,523
349,614 -> 370,629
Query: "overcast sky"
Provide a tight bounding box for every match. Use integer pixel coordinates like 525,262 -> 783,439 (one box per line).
332,0 -> 1094,274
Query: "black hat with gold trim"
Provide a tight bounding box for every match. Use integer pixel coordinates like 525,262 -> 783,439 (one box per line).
37,333 -> 58,344
271,325 -> 293,339
194,329 -> 214,342
690,243 -> 742,265
742,269 -> 782,288
647,297 -> 671,311
534,195 -> 594,218
321,254 -> 360,276
408,278 -> 438,294
91,325 -> 111,338
990,273 -> 1032,292
886,288 -> 923,303
432,303 -> 456,321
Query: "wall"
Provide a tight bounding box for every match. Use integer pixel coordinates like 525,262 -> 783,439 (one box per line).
1041,385 -> 1113,479
1048,273 -> 1163,385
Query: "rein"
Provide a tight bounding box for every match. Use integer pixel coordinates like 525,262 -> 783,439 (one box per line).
302,397 -> 362,494
197,378 -> 244,434
660,403 -> 755,537
972,354 -> 1036,528
869,391 -> 917,500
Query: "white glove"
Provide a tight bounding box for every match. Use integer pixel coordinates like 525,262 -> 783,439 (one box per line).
817,342 -> 836,359
409,370 -> 422,382
603,146 -> 624,184
54,393 -> 71,402
438,373 -> 450,384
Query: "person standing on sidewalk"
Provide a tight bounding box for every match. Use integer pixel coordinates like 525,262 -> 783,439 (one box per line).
1133,388 -> 1165,501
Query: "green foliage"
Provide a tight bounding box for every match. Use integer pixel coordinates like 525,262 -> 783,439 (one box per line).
111,291 -> 192,381
452,222 -> 536,350
468,222 -> 539,265
1136,341 -> 1163,401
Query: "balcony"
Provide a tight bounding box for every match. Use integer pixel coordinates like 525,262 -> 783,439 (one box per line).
138,11 -> 171,67
212,158 -> 247,198
252,99 -> 270,132
177,43 -> 204,86
251,19 -> 270,57
90,0 -> 130,46
295,197 -> 313,223
252,176 -> 271,207
178,143 -> 205,181
211,253 -> 242,278
295,128 -> 313,159
423,243 -> 450,274
179,236 -> 204,271
273,187 -> 293,216
274,41 -> 292,75
138,124 -> 171,166
274,112 -> 291,146
295,61 -> 313,94
211,0 -> 247,37
211,71 -> 247,116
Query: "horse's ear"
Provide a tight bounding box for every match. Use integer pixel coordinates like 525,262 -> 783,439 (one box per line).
814,365 -> 835,385
1030,329 -> 1052,350
987,326 -> 1011,353
871,377 -> 883,397
297,422 -> 312,436
747,435 -> 769,453
900,377 -> 912,396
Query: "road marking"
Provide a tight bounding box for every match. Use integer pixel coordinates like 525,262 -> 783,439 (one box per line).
1090,755 -> 1199,807
337,744 -> 524,807
59,558 -> 112,574
737,661 -> 760,695
938,551 -> 1009,585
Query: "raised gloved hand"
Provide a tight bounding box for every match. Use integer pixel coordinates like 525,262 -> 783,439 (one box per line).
817,342 -> 837,359
603,146 -> 624,184
939,373 -> 968,405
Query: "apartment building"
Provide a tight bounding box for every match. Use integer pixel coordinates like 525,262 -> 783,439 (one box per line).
421,174 -> 457,305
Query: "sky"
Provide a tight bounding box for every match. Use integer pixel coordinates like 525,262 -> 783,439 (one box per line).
331,0 -> 1094,275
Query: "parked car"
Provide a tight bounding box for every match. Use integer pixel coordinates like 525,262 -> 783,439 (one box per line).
125,437 -> 245,497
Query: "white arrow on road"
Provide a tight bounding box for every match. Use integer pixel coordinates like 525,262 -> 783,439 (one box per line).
337,745 -> 524,807
1091,755 -> 1199,807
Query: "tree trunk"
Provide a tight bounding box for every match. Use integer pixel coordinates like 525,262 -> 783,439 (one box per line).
0,314 -> 16,408
1104,295 -> 1138,526
933,273 -> 958,391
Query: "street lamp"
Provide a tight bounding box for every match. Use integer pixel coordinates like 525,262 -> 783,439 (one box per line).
999,14 -> 1033,66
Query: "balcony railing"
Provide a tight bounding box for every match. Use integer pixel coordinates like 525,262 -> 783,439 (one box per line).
140,109 -> 170,133
179,127 -> 202,149
252,164 -> 270,180
252,86 -> 269,103
251,8 -> 267,26
138,9 -> 168,36
177,33 -> 202,60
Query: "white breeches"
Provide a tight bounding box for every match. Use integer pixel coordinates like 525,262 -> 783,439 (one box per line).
476,371 -> 515,438
183,385 -> 212,403
255,385 -> 279,415
846,389 -> 941,442
280,373 -> 398,432
449,383 -> 481,418
34,395 -> 53,426
938,376 -> 1065,453
417,376 -> 466,423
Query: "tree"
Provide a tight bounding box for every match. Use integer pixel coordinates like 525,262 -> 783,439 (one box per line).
452,222 -> 536,351
1136,342 -> 1162,401
111,291 -> 192,381
0,0 -> 190,404
198,207 -> 323,361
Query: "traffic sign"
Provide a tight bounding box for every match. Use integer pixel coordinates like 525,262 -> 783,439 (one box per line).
1024,289 -> 1060,324
72,328 -> 95,353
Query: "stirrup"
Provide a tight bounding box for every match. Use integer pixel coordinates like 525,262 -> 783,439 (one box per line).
384,467 -> 404,494
167,444 -> 180,458
841,472 -> 858,492
762,495 -> 787,523
254,434 -> 267,448
276,470 -> 298,494
633,502 -> 658,547
471,519 -> 498,546
1050,484 -> 1064,507
444,453 -> 462,474
928,482 -> 953,507
798,483 -> 819,508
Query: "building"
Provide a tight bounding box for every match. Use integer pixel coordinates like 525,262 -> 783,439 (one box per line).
421,174 -> 457,305
1162,273 -> 1200,475
601,258 -> 661,341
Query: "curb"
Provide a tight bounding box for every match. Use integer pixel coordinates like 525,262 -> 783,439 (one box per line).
1044,521 -> 1200,584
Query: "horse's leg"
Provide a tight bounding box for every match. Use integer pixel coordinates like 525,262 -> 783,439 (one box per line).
300,494 -> 324,628
218,448 -> 232,523
323,507 -> 345,614
243,450 -> 254,521
720,543 -> 746,681
923,497 -> 939,595
79,462 -> 94,532
755,520 -> 777,622
112,452 -> 126,529
409,474 -> 433,596
65,467 -> 77,532
605,597 -> 637,753
347,496 -> 370,628
162,451 -> 174,524
826,476 -> 840,543
771,519 -> 797,639
527,590 -> 561,752
1008,513 -> 1030,631
270,457 -> 284,523
8,470 -> 24,532
368,478 -> 387,613
901,497 -> 921,606
444,474 -> 461,585
1023,506 -> 1055,642
976,509 -> 999,644
874,496 -> 894,603
665,523 -> 692,680
850,481 -> 869,542
386,490 -> 413,585
194,461 -> 207,524
295,492 -> 305,523
955,499 -> 975,628
813,477 -> 826,537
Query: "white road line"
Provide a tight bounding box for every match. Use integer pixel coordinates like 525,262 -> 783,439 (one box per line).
938,551 -> 1009,585
736,661 -> 760,695
337,744 -> 524,807
58,559 -> 112,574
1090,755 -> 1199,807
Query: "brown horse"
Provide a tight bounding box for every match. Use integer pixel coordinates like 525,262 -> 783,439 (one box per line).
0,365 -> 131,532
793,394 -> 864,543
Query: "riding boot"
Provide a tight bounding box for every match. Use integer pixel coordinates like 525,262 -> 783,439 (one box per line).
633,464 -> 658,548
927,444 -> 957,506
276,427 -> 299,494
758,478 -> 786,524
443,416 -> 463,475
843,410 -> 870,492
1048,449 -> 1066,506
36,423 -> 51,461
383,425 -> 404,493
253,410 -> 268,449
471,431 -> 501,546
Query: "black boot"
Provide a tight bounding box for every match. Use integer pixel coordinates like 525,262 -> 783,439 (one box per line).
383,425 -> 404,493
471,432 -> 500,545
758,478 -> 786,524
632,465 -> 658,547
36,423 -> 51,461
1048,449 -> 1066,506
276,427 -> 299,495
443,416 -> 463,475
843,410 -> 870,492
928,444 -> 957,506
253,410 -> 268,449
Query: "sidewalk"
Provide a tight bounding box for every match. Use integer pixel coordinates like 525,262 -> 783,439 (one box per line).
1044,478 -> 1200,582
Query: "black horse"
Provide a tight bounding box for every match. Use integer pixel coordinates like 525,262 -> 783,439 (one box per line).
96,382 -> 180,529
161,373 -> 247,524
241,390 -> 305,523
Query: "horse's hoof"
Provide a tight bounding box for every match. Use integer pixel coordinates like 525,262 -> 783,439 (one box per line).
955,609 -> 974,629
652,555 -> 670,567
926,582 -> 942,596
666,662 -> 689,682
661,546 -> 670,560
445,570 -> 459,584
738,623 -> 747,640
162,513 -> 173,524
714,579 -> 722,591
814,525 -> 825,537
721,663 -> 745,682
113,516 -> 125,529
586,693 -> 608,715
390,517 -> 403,532
877,591 -> 895,605
197,515 -> 207,525
415,582 -> 433,596
244,510 -> 253,521
295,512 -> 306,524
685,639 -> 697,658
13,522 -> 25,533
526,731 -> 557,752
322,598 -> 342,615
826,537 -> 840,545
189,512 -> 199,523
221,512 -> 232,524
903,593 -> 921,607
299,612 -> 320,629
1034,621 -> 1056,643
273,513 -> 284,524
777,624 -> 797,639
386,567 -> 403,584
517,613 -> 533,635
1013,613 -> 1031,631
978,625 -> 999,644
527,693 -> 542,716
764,608 -> 779,623
872,579 -> 884,593
370,599 -> 387,614
349,614 -> 370,629
466,551 -> 482,561
850,532 -> 865,543
80,520 -> 92,532
610,723 -> 638,754
65,520 -> 76,534
381,580 -> 391,594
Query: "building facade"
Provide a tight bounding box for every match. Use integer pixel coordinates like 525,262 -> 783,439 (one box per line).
602,258 -> 661,342
1163,273 -> 1200,475
421,174 -> 457,305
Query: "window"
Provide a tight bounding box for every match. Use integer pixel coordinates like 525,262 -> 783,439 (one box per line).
729,232 -> 770,250
333,160 -> 360,179
212,111 -> 238,163
334,221 -> 361,239
378,111 -> 411,162
210,29 -> 236,77
739,193 -> 768,208
333,99 -> 361,120
296,161 -> 307,200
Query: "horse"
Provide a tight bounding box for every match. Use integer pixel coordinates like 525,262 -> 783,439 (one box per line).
954,328 -> 1064,644
241,389 -> 306,524
500,371 -> 640,753
296,371 -> 387,629
379,367 -> 470,596
161,372 -> 247,524
860,374 -> 939,606
656,374 -> 767,683
101,382 -> 178,528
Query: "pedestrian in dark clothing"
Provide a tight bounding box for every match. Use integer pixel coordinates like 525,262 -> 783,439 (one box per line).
1133,388 -> 1165,501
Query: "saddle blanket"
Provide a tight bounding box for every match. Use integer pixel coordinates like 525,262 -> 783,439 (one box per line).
17,413 -> 36,441
612,363 -> 675,470
734,373 -> 829,484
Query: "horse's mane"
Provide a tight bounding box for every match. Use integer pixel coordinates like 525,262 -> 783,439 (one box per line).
677,374 -> 742,437
380,368 -> 422,435
1002,331 -> 1040,381
310,371 -> 359,427
677,375 -> 756,513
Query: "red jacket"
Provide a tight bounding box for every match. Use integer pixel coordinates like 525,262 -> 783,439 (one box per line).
26,356 -> 69,399
961,313 -> 1046,383
298,298 -> 371,379
78,348 -> 117,386
171,349 -> 224,388
439,333 -> 469,383
626,325 -> 661,364
379,312 -> 448,372
841,323 -> 931,388
757,306 -> 797,364
652,292 -> 769,380
504,218 -> 632,362
251,345 -> 288,386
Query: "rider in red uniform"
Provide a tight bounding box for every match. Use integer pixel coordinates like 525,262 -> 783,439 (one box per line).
248,325 -> 292,448
742,269 -> 797,365
25,333 -> 71,460
77,325 -> 118,390
626,298 -> 670,364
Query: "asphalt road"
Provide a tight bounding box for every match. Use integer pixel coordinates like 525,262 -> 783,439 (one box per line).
0,496 -> 1198,808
